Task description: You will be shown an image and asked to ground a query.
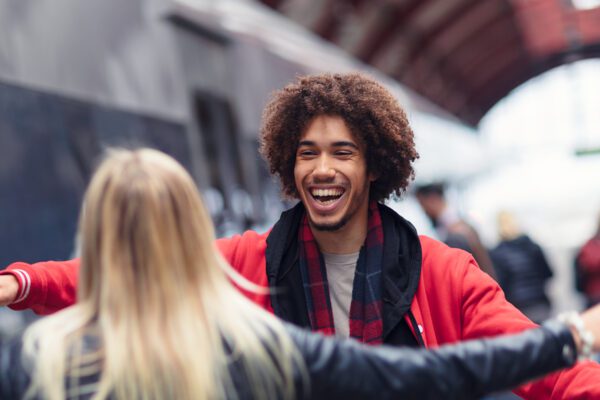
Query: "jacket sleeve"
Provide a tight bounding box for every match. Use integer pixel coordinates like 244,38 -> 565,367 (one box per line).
288,320 -> 576,400
0,259 -> 79,315
458,257 -> 600,399
215,230 -> 269,273
0,235 -> 240,315
216,235 -> 243,269
0,233 -> 256,316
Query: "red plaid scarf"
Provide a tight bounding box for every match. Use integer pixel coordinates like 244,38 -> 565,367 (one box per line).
298,201 -> 384,344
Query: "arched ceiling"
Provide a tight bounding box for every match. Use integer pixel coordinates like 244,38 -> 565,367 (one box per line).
260,0 -> 600,126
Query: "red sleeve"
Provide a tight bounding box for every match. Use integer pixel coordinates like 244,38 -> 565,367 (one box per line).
216,235 -> 243,271
215,231 -> 271,310
0,232 -> 267,316
460,258 -> 600,399
0,234 -> 244,315
216,229 -> 270,276
0,259 -> 79,315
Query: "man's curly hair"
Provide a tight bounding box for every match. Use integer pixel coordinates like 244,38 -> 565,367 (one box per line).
259,72 -> 419,202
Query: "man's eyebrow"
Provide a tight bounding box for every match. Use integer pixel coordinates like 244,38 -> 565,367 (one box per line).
297,140 -> 359,149
332,141 -> 359,149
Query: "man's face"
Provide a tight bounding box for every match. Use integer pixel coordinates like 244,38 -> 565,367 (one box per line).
294,115 -> 374,232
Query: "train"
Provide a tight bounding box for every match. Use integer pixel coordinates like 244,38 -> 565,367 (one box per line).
0,0 -> 486,268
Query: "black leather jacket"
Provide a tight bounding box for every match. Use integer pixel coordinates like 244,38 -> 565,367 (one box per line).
0,320 -> 576,399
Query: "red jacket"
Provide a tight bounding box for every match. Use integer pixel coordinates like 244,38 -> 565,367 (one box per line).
3,231 -> 600,399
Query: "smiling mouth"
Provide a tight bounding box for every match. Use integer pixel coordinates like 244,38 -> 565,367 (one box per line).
310,187 -> 345,205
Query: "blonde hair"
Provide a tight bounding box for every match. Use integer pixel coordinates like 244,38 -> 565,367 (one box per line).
23,148 -> 303,400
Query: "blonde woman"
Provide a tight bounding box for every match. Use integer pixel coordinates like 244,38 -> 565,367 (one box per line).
0,148 -> 598,400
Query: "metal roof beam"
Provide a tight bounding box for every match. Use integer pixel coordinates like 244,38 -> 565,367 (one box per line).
260,0 -> 285,10
354,0 -> 432,62
398,0 -> 480,77
313,0 -> 368,41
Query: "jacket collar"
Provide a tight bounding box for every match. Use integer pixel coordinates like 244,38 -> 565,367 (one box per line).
378,203 -> 422,338
265,202 -> 305,283
265,201 -> 422,339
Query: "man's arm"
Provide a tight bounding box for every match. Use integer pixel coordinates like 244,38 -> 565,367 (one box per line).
459,258 -> 600,399
0,259 -> 80,314
0,233 -> 255,315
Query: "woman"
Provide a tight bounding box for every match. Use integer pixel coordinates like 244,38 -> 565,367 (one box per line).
0,148 -> 597,400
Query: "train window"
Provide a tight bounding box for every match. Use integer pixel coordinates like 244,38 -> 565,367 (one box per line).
193,92 -> 247,232
0,80 -> 191,267
0,83 -> 91,266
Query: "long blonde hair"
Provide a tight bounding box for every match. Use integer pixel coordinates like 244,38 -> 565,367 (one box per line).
23,148 -> 303,400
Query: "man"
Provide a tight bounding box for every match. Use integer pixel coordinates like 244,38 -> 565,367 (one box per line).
415,182 -> 496,278
1,73 -> 599,398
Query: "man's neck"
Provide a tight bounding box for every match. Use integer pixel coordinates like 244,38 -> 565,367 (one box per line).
310,207 -> 369,254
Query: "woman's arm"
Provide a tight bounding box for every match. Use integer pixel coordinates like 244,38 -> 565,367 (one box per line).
288,320 -> 579,400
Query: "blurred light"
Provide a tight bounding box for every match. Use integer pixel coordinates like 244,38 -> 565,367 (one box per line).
571,0 -> 600,10
575,147 -> 600,157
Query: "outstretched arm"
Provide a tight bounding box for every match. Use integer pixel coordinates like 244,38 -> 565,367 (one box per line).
0,259 -> 80,314
290,318 -> 584,400
0,234 -> 252,314
459,257 -> 600,399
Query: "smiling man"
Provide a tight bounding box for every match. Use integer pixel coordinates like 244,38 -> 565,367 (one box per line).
295,115 -> 373,238
2,73 -> 600,398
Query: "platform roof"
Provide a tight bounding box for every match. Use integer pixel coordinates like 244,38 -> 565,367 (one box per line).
260,0 -> 600,126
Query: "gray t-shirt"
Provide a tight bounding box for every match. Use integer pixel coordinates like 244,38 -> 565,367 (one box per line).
323,251 -> 360,338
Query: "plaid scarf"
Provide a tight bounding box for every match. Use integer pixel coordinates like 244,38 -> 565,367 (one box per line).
298,201 -> 384,344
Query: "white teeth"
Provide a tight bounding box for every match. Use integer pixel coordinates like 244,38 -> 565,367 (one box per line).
311,188 -> 343,197
319,199 -> 337,205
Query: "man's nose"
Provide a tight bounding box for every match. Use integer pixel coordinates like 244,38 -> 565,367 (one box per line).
313,156 -> 336,181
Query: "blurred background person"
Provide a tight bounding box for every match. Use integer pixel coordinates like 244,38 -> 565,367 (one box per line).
415,183 -> 496,278
574,212 -> 600,308
490,210 -> 554,323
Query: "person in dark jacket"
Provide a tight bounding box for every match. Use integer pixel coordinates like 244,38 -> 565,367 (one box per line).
490,211 -> 554,323
1,148 -> 599,400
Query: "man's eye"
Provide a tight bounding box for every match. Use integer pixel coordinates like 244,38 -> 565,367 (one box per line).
299,150 -> 316,156
335,151 -> 352,156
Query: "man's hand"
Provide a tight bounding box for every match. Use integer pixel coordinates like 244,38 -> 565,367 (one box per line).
0,274 -> 19,306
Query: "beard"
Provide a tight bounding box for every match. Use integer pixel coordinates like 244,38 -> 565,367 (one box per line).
308,202 -> 360,232
310,216 -> 351,232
